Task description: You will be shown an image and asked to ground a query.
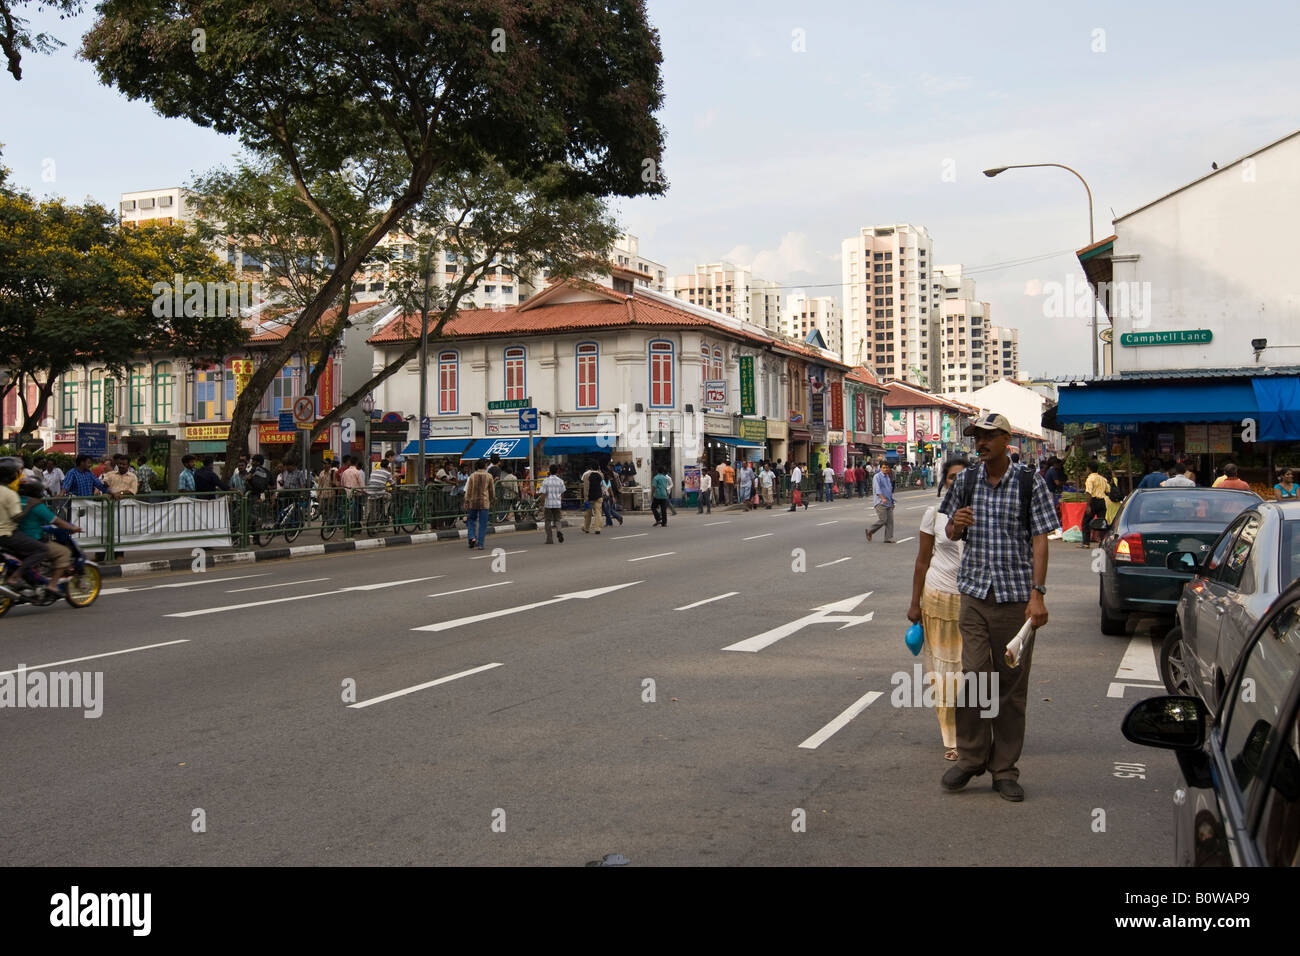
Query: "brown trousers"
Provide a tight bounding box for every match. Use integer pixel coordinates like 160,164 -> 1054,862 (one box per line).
956,592 -> 1035,781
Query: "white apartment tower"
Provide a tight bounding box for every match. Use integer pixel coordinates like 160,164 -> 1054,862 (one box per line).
611,233 -> 669,293
784,291 -> 842,356
840,223 -> 934,384
987,325 -> 1021,383
671,261 -> 783,332
119,187 -> 194,228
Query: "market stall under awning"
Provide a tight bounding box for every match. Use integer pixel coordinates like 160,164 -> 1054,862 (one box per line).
1055,379 -> 1259,424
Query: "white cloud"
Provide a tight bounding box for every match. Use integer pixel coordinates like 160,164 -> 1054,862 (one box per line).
918,73 -> 974,96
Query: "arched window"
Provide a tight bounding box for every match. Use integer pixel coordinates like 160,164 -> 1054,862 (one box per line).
61,376 -> 78,428
153,362 -> 173,423
576,342 -> 598,410
712,346 -> 723,382
129,363 -> 147,424
504,346 -> 526,401
192,366 -> 220,421
649,340 -> 674,408
438,350 -> 459,414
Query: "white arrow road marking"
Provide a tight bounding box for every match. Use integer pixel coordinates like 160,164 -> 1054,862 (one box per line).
101,573 -> 270,595
413,581 -> 642,632
0,640 -> 190,677
165,576 -> 444,617
227,577 -> 331,592
723,592 -> 874,652
675,591 -> 739,611
428,582 -> 513,598
799,691 -> 884,749
349,662 -> 504,709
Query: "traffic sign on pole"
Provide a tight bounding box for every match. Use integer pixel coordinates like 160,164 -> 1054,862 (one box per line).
293,395 -> 317,430
518,407 -> 538,432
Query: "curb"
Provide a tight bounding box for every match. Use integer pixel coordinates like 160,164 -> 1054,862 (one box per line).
97,520 -> 542,578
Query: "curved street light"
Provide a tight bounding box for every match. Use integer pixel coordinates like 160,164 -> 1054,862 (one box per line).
983,162 -> 1098,376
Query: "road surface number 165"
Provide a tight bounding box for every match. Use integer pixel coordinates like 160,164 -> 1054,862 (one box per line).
1113,761 -> 1146,779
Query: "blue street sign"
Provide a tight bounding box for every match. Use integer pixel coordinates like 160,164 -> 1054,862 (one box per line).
519,407 -> 538,432
76,423 -> 108,459
278,411 -> 295,432
420,416 -> 431,439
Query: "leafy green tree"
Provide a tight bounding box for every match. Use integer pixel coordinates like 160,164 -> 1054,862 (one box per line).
0,169 -> 244,433
0,0 -> 81,80
82,0 -> 667,470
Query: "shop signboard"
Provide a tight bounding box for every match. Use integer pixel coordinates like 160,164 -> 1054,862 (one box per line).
1158,433 -> 1175,456
555,414 -> 601,433
182,424 -> 230,441
829,382 -> 844,430
854,393 -> 867,432
1208,423 -> 1233,454
1184,424 -> 1208,454
738,419 -> 766,443
739,356 -> 755,415
683,464 -> 701,493
704,380 -> 727,409
810,392 -> 824,426
872,403 -> 884,437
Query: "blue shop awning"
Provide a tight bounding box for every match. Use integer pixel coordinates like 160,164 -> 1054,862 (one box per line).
705,434 -> 764,447
1056,380 -> 1259,424
461,436 -> 533,460
399,438 -> 473,456
1252,377 -> 1300,441
540,436 -> 614,455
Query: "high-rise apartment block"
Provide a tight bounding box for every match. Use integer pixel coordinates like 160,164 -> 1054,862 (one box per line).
784,290 -> 843,356
840,224 -> 933,385
670,262 -> 782,332
987,325 -> 1021,383
119,187 -> 193,228
610,233 -> 669,293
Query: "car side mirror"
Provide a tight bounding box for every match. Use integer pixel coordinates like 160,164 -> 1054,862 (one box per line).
1165,550 -> 1200,573
1122,696 -> 1206,750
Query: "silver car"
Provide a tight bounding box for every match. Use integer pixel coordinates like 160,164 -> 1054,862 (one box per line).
1161,500 -> 1300,709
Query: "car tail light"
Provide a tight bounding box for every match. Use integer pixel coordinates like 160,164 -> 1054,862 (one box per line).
1114,533 -> 1145,564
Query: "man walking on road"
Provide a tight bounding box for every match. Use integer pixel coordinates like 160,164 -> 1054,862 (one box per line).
823,461 -> 836,503
464,457 -> 494,549
787,463 -> 806,511
651,466 -> 671,526
865,461 -> 895,542
580,462 -> 604,534
938,412 -> 1059,803
538,463 -> 566,543
697,467 -> 713,514
759,462 -> 775,508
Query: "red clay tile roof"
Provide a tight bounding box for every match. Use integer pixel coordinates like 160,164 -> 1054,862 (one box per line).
366,281 -> 850,368
249,301 -> 385,342
844,365 -> 883,386
883,381 -> 978,413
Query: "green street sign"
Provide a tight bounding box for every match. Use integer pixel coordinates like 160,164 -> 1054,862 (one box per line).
1119,329 -> 1212,347
487,398 -> 531,410
739,356 -> 755,416
103,380 -> 115,423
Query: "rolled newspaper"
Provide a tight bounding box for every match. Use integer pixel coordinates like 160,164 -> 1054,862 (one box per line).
1005,619 -> 1035,668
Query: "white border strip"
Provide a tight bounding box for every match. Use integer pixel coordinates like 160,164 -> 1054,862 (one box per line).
349,662 -> 504,709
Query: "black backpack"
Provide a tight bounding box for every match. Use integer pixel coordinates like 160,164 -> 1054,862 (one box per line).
587,471 -> 603,500
247,466 -> 270,494
956,464 -> 1034,542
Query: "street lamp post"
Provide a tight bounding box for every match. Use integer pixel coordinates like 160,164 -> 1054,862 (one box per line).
983,163 -> 1099,377
416,242 -> 435,488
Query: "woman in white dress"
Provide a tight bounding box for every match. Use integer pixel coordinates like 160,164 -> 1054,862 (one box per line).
906,457 -> 969,761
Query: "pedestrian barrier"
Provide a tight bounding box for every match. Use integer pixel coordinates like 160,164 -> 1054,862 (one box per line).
54,484 -> 539,559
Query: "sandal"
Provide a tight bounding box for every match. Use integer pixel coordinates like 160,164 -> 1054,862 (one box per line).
944,748 -> 959,761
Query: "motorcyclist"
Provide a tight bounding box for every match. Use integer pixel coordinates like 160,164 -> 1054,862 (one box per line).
0,457 -> 49,599
16,480 -> 82,595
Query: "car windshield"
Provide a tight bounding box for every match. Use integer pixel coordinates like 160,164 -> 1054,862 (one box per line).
1125,490 -> 1256,525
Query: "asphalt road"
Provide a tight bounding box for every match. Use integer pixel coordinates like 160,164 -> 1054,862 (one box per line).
0,486 -> 1181,866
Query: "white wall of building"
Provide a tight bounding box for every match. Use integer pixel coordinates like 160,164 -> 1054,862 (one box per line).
1109,130 -> 1300,373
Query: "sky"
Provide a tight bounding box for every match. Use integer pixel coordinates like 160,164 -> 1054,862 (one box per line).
3,0 -> 1299,379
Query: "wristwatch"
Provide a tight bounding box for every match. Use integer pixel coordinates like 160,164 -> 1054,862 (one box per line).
1032,585 -> 1047,596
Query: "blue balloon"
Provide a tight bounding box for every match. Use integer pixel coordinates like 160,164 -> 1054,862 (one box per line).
905,622 -> 924,656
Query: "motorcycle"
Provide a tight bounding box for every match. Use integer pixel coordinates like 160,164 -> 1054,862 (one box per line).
0,526 -> 101,617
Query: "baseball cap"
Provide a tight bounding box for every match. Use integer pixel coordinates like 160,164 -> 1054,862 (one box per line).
963,411 -> 1012,436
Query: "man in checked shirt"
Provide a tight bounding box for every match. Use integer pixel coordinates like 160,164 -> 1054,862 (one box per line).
937,412 -> 1059,802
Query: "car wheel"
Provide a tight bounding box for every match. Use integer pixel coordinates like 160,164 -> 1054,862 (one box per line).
1098,578 -> 1128,635
1160,625 -> 1193,696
